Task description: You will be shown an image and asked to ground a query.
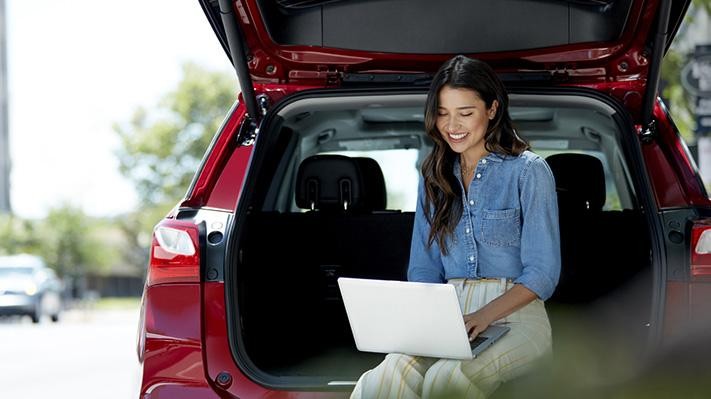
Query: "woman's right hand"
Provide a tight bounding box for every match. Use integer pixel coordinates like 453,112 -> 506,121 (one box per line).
463,310 -> 494,341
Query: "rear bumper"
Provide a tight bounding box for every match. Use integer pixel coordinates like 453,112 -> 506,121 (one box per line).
139,284 -> 219,397
140,383 -> 220,399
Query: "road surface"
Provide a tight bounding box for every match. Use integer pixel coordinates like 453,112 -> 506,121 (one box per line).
0,307 -> 140,398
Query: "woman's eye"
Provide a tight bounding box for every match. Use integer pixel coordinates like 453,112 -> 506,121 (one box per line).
460,113 -> 473,117
437,113 -> 447,117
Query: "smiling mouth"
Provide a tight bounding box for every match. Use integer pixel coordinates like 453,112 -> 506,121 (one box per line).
448,132 -> 469,140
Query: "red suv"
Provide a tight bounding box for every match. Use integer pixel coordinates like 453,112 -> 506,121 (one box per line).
137,0 -> 710,397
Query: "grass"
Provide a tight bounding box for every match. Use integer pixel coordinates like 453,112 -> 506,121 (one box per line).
93,297 -> 141,310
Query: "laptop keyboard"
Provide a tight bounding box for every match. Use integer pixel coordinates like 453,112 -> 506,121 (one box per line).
470,336 -> 488,349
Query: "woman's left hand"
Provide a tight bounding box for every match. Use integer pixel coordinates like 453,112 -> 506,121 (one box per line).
463,310 -> 494,341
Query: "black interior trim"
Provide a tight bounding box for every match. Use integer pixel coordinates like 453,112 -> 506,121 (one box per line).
256,0 -> 633,54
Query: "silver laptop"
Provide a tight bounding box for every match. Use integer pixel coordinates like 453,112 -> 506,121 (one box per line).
338,277 -> 510,360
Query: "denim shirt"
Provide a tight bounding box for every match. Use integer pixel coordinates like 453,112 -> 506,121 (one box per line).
407,150 -> 561,300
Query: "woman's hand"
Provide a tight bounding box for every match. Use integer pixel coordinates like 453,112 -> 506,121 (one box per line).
463,310 -> 494,341
463,284 -> 538,340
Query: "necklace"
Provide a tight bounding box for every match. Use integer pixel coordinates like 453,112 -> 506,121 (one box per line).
460,158 -> 476,176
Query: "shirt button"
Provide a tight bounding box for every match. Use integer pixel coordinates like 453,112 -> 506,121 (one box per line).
465,228 -> 470,234
476,173 -> 482,179
469,256 -> 475,262
481,159 -> 487,164
469,200 -> 474,206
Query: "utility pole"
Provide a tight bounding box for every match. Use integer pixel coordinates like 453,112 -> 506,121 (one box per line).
0,0 -> 10,214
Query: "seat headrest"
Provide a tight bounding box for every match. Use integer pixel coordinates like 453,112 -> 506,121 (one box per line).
545,153 -> 606,212
295,155 -> 386,212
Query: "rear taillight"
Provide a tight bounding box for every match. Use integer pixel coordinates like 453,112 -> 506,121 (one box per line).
147,219 -> 202,286
690,220 -> 711,278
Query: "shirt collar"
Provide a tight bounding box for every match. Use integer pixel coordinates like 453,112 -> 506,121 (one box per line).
454,152 -> 507,169
484,152 -> 506,163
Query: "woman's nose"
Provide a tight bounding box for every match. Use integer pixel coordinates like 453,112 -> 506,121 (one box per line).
444,118 -> 461,133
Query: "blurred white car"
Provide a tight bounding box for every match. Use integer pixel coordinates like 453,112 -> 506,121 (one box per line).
0,254 -> 63,323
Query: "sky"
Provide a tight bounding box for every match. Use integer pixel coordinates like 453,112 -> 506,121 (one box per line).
7,0 -> 236,219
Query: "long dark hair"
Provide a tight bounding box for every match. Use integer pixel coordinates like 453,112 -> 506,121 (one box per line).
422,55 -> 529,254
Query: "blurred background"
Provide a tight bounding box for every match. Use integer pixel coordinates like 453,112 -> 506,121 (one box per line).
0,0 -> 709,398
0,0 -> 236,397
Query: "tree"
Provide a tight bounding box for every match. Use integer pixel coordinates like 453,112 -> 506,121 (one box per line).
0,205 -> 116,281
115,62 -> 237,207
39,204 -> 116,278
0,214 -> 41,256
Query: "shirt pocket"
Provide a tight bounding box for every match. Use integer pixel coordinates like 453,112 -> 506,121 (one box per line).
479,208 -> 521,247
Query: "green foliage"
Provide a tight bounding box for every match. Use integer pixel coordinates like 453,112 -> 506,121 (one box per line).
695,0 -> 711,15
0,215 -> 41,256
115,62 -> 236,207
41,204 -> 119,277
0,205 -> 118,277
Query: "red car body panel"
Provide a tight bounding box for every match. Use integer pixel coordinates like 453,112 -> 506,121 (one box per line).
664,281 -> 711,340
643,102 -> 711,209
140,284 -> 209,396
184,102 -> 246,210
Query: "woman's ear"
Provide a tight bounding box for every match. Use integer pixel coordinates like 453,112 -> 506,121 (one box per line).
488,100 -> 499,120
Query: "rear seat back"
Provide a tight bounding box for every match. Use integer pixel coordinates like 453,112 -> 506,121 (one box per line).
546,153 -> 650,304
292,154 -> 412,281
240,155 -> 414,364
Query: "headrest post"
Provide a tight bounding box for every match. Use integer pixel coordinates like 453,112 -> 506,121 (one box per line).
339,179 -> 352,212
306,178 -> 319,211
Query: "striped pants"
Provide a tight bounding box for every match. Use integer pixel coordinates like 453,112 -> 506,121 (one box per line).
350,278 -> 552,399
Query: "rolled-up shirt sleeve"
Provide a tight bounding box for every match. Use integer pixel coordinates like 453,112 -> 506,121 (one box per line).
513,157 -> 561,300
407,178 -> 445,283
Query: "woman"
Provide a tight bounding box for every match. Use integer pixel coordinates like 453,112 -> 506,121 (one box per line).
350,55 -> 561,399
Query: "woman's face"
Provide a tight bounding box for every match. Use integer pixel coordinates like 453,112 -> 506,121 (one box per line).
436,85 -> 498,158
